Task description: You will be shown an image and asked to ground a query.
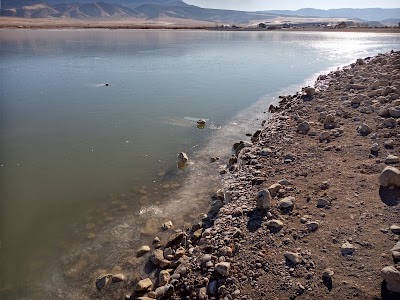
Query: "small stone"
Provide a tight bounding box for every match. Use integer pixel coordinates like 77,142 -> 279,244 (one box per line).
215,262 -> 231,276
96,274 -> 112,290
198,287 -> 207,299
341,242 -> 355,256
150,249 -> 171,268
389,106 -> 400,118
306,221 -> 319,232
381,266 -> 400,293
159,270 -> 171,286
356,58 -> 365,65
266,219 -> 284,230
284,252 -> 302,264
390,225 -> 400,234
111,274 -> 126,283
391,241 -> 400,259
370,143 -> 380,152
268,183 -> 282,197
177,152 -> 188,163
319,131 -> 330,142
384,139 -> 394,148
161,221 -> 173,231
317,198 -> 330,208
137,245 -> 151,257
379,166 -> 400,188
135,278 -> 153,292
155,284 -> 174,297
260,148 -> 273,157
297,122 -> 310,133
385,154 -> 400,164
322,268 -> 334,278
166,231 -> 185,248
358,123 -> 371,135
257,189 -> 272,210
218,246 -> 233,257
279,196 -> 295,209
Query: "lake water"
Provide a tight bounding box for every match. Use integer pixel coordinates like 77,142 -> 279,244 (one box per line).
0,29 -> 399,299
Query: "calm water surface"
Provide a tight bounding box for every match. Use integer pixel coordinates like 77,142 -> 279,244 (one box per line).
0,29 -> 399,298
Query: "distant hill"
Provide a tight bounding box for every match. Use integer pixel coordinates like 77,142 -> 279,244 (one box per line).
0,0 -> 273,22
261,8 -> 400,22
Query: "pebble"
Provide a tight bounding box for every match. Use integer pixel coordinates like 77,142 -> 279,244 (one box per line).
266,219 -> 284,230
390,225 -> 400,234
322,268 -> 334,278
284,252 -> 302,264
370,143 -> 379,152
268,183 -> 282,197
384,139 -> 394,148
341,241 -> 355,256
135,278 -> 153,292
306,221 -> 319,232
358,123 -> 371,135
162,221 -> 173,231
317,198 -> 330,208
384,154 -> 400,164
279,196 -> 295,209
215,262 -> 231,276
111,274 -> 126,283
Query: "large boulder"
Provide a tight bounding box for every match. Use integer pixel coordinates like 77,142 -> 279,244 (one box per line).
379,166 -> 400,188
381,266 -> 400,293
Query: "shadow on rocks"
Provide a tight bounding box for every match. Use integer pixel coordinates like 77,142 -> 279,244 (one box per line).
379,187 -> 400,206
381,281 -> 399,300
322,277 -> 333,292
246,208 -> 265,232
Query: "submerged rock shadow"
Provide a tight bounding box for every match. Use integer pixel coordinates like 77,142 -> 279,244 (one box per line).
379,187 -> 400,206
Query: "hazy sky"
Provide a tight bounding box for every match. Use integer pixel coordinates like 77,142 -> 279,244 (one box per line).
184,0 -> 400,11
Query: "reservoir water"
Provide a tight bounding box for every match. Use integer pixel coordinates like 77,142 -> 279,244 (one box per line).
0,29 -> 399,298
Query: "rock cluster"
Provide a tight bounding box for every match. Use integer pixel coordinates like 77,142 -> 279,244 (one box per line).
94,51 -> 400,299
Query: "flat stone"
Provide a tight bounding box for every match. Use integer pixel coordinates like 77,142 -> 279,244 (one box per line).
137,245 -> 151,257
150,249 -> 171,268
284,252 -> 302,264
279,196 -> 295,209
385,154 -> 400,164
390,224 -> 400,234
111,274 -> 126,283
135,278 -> 153,292
166,231 -> 185,248
341,241 -> 355,256
384,139 -> 394,148
381,266 -> 400,293
266,219 -> 284,230
306,221 -> 319,232
317,198 -> 330,208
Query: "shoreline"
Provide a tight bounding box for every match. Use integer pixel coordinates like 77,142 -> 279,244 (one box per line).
0,17 -> 400,33
91,50 -> 400,299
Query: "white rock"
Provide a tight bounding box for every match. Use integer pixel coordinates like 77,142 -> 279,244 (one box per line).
381,266 -> 400,293
161,221 -> 173,231
379,166 -> 400,188
322,268 -> 334,278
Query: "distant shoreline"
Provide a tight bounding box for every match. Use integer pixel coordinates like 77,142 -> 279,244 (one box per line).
1,17 -> 400,33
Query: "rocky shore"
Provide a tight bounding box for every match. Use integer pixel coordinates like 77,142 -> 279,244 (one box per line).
94,51 -> 400,299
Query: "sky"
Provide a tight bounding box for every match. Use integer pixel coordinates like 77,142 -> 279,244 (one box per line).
183,0 -> 400,11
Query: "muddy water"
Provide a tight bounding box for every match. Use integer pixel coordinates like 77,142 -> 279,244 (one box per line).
0,29 -> 399,298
